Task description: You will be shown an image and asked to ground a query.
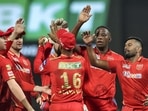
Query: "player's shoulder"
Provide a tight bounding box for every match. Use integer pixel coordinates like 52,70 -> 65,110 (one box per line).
74,54 -> 85,59
110,50 -> 124,59
21,54 -> 29,60
0,55 -> 9,61
49,55 -> 60,61
0,55 -> 12,66
141,57 -> 148,62
73,55 -> 86,62
110,50 -> 121,56
0,54 -> 6,59
139,57 -> 148,68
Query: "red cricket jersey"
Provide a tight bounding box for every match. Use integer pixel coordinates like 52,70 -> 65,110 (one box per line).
7,51 -> 37,109
78,46 -> 123,98
41,54 -> 86,103
0,54 -> 15,109
33,42 -> 53,75
33,44 -> 54,101
33,44 -> 56,87
79,46 -> 124,98
108,56 -> 148,108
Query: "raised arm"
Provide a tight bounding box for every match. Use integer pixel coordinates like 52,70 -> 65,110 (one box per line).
33,36 -> 53,74
71,5 -> 92,37
48,18 -> 68,43
8,18 -> 25,41
82,31 -> 110,70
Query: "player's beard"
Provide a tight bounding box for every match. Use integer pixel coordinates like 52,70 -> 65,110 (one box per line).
124,52 -> 135,59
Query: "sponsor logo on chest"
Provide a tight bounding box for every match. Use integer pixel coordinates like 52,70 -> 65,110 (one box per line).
122,63 -> 143,79
122,71 -> 142,79
58,62 -> 81,69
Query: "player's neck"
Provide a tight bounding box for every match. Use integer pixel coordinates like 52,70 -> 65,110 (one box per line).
127,54 -> 141,63
61,49 -> 73,57
10,48 -> 21,57
96,46 -> 109,54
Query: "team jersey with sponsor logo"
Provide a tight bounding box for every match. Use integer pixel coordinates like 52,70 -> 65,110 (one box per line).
42,54 -> 86,103
33,44 -> 55,101
7,51 -> 34,84
0,55 -> 15,104
108,56 -> 148,108
79,46 -> 123,98
7,51 -> 37,109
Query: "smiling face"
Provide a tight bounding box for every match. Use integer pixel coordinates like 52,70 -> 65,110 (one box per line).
95,27 -> 111,50
11,34 -> 23,52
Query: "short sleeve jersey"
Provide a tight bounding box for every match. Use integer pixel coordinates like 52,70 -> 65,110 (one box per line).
0,55 -> 15,103
108,56 -> 148,108
43,54 -> 86,103
7,51 -> 33,84
7,51 -> 36,108
79,46 -> 124,98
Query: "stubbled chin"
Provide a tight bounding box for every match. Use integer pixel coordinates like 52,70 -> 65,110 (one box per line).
96,44 -> 104,47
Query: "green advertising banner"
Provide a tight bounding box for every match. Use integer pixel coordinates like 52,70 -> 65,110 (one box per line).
0,0 -> 27,29
25,0 -> 68,41
68,0 -> 110,42
0,0 -> 110,43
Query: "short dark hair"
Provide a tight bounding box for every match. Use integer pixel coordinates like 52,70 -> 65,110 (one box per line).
125,36 -> 143,49
94,25 -> 111,37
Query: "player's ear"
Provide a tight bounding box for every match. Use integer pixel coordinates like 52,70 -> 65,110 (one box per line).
136,46 -> 142,54
109,37 -> 112,42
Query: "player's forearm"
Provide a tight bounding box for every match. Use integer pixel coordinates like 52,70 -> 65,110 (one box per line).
7,79 -> 26,101
7,31 -> 18,41
33,86 -> 46,92
33,46 -> 44,74
43,42 -> 53,59
7,79 -> 34,110
86,45 -> 110,70
33,86 -> 42,92
71,21 -> 84,38
20,80 -> 49,94
34,86 -> 51,95
20,80 -> 34,91
86,45 -> 98,66
21,98 -> 35,111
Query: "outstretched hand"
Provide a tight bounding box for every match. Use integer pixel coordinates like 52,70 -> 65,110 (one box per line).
48,20 -> 59,43
14,18 -> 25,35
8,18 -> 25,40
36,95 -> 42,105
81,31 -> 95,45
78,5 -> 92,23
38,36 -> 47,46
48,18 -> 69,43
54,18 -> 68,29
41,86 -> 51,95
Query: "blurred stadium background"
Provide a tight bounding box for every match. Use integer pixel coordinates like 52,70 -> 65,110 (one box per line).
1,0 -> 148,110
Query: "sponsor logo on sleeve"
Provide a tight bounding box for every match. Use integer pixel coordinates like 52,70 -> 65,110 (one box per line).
6,64 -> 11,70
7,71 -> 14,76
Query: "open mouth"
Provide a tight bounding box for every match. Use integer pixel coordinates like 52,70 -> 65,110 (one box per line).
97,41 -> 103,45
